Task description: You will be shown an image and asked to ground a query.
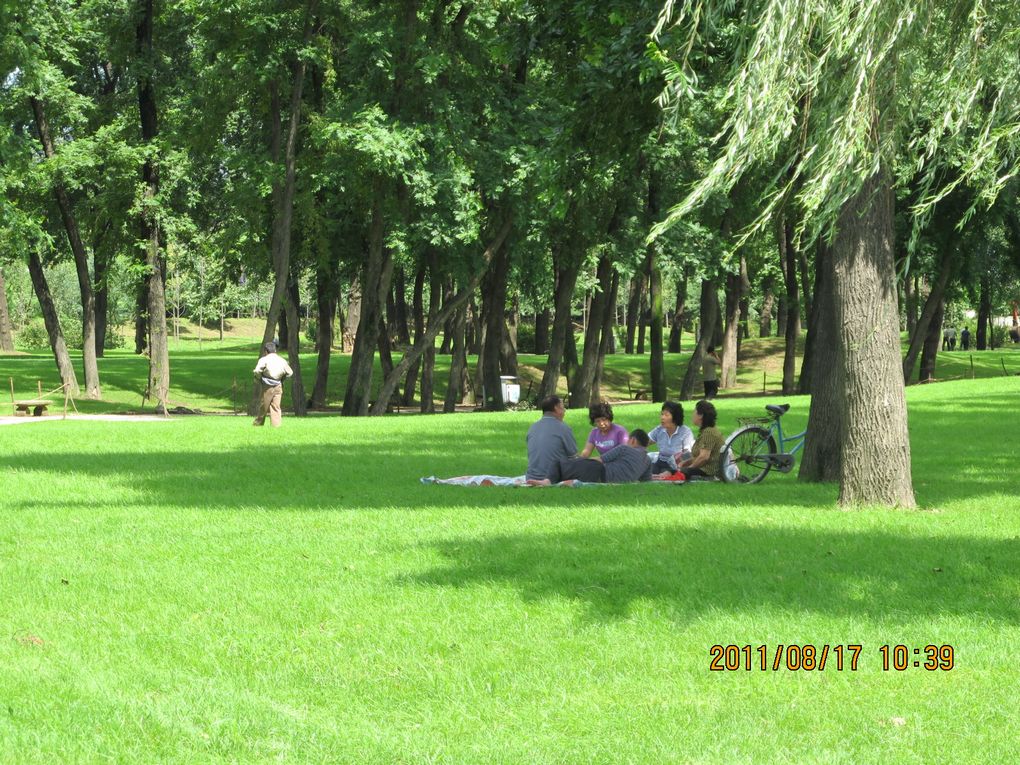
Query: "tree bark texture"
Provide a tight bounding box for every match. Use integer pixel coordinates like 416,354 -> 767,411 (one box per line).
137,0 -> 169,412
402,262 -> 426,406
310,262 -> 338,408
918,298 -> 944,382
976,276 -> 990,350
720,270 -> 741,389
27,250 -> 79,395
281,276 -> 305,415
94,246 -> 109,357
534,308 -> 549,354
260,3 -> 317,353
625,272 -> 643,354
592,271 -> 619,403
480,242 -> 512,410
668,270 -> 688,353
342,191 -> 393,416
901,248 -> 954,383
648,252 -> 666,401
30,97 -> 101,398
573,255 -> 614,407
679,279 -> 719,400
419,259 -> 442,412
778,215 -> 800,395
759,276 -> 774,338
798,240 -> 841,482
444,300 -> 469,413
829,172 -> 915,507
0,269 -> 15,352
540,252 -> 581,401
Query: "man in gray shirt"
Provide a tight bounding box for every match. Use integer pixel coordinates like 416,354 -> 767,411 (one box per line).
530,429 -> 654,485
526,395 -> 578,481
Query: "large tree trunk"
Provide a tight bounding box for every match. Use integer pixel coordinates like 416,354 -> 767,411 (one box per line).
778,215 -> 800,395
443,300 -> 469,413
759,275 -> 775,338
342,190 -> 393,416
592,271 -> 619,403
94,247 -> 108,357
27,251 -> 79,395
370,217 -> 513,415
343,276 -> 361,351
797,246 -> 813,326
534,308 -> 549,354
679,278 -> 719,400
419,258 -> 442,412
901,248 -> 954,383
137,0 -> 168,412
540,252 -> 581,400
573,255 -> 614,407
0,268 -> 15,352
392,267 -> 412,346
310,262 -> 337,409
918,298 -> 944,382
284,275 -> 307,415
976,275 -> 990,350
798,240 -> 827,395
799,240 -> 841,482
30,97 -> 101,399
903,269 -> 917,337
738,252 -> 751,345
829,172 -> 914,507
667,269 -> 688,353
259,3 -> 316,353
624,272 -> 643,354
648,252 -> 666,401
720,270 -> 741,389
402,262 -> 426,406
480,244 -> 512,410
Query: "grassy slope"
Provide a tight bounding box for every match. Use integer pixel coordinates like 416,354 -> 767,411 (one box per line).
2,377 -> 1019,763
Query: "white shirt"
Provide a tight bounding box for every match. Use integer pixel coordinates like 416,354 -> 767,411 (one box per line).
254,352 -> 293,385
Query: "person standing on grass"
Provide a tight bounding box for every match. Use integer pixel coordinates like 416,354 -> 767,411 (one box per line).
253,341 -> 293,427
529,429 -> 654,486
961,326 -> 971,351
702,345 -> 721,399
579,401 -> 629,458
526,395 -> 578,482
647,400 -> 695,475
655,399 -> 725,481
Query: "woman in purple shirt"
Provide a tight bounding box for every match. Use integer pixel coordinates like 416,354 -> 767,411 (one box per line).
579,401 -> 629,458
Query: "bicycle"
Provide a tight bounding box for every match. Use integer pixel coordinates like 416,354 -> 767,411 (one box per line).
719,403 -> 806,484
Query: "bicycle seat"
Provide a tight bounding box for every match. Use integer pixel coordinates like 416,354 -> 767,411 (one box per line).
766,403 -> 790,416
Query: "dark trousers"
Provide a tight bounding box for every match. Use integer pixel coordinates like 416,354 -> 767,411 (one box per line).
704,380 -> 719,399
652,459 -> 674,475
550,458 -> 607,484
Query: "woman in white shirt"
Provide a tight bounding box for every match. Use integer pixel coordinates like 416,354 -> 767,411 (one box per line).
647,400 -> 695,475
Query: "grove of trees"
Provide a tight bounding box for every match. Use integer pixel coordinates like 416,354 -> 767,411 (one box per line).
3,0 -> 1019,506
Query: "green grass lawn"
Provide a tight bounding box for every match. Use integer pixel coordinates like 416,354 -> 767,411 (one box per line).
2,375 -> 1019,763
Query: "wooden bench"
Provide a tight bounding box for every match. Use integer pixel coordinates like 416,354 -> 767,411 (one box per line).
13,398 -> 52,417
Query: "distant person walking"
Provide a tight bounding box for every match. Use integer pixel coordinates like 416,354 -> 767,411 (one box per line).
253,341 -> 293,427
526,395 -> 578,482
942,327 -> 950,351
960,326 -> 970,351
702,345 -> 721,399
947,326 -> 957,351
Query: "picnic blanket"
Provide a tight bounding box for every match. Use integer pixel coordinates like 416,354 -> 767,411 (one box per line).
418,474 -> 693,487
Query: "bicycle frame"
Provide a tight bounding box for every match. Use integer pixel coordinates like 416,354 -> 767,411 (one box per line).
771,415 -> 807,457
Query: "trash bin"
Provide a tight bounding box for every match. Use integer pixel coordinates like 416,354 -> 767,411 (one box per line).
499,375 -> 521,404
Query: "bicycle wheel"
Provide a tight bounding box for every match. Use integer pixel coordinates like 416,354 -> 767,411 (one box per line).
720,426 -> 776,484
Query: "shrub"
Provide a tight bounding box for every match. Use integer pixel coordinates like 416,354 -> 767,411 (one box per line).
104,329 -> 127,350
516,322 -> 536,353
16,320 -> 49,349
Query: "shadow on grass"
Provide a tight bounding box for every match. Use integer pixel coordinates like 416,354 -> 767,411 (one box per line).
409,521 -> 1020,624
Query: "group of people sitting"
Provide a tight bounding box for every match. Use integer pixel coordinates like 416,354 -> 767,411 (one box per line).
524,396 -> 725,486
